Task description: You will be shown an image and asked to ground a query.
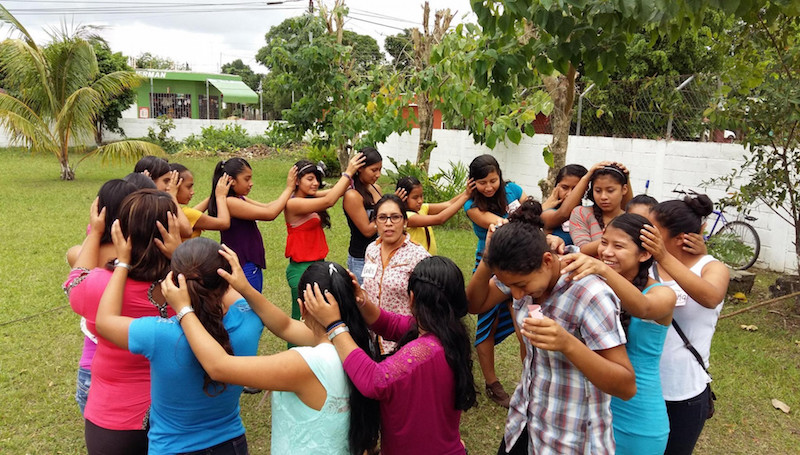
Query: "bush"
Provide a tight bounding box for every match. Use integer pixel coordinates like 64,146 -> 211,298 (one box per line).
183,123 -> 265,153
264,122 -> 298,149
385,157 -> 470,229
305,144 -> 340,176
146,115 -> 180,154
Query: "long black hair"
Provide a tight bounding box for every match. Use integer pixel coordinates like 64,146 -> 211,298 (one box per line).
123,172 -> 157,190
298,262 -> 380,455
395,176 -> 421,212
606,213 -> 654,291
209,158 -> 251,217
398,256 -> 478,411
555,163 -> 588,185
484,198 -> 549,274
294,159 -> 331,228
170,238 -> 233,396
651,194 -> 713,238
96,179 -> 137,245
587,164 -> 628,230
468,154 -> 509,216
353,147 -> 382,208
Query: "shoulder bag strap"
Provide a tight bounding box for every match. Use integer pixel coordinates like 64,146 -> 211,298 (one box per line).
671,319 -> 712,379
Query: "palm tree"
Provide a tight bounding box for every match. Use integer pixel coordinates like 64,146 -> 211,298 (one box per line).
0,7 -> 162,180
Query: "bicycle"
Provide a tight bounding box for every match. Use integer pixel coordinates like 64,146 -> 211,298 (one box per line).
671,187 -> 760,270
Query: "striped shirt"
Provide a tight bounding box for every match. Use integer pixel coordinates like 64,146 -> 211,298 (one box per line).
502,274 -> 626,455
569,206 -> 603,247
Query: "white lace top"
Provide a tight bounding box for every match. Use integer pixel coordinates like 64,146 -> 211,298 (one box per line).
271,343 -> 351,454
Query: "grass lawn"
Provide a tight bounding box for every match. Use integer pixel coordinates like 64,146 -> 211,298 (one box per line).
1,149 -> 798,454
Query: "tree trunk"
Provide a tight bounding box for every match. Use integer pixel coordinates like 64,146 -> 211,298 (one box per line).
539,65 -> 577,196
416,93 -> 435,171
336,144 -> 349,174
60,155 -> 75,180
95,120 -> 104,145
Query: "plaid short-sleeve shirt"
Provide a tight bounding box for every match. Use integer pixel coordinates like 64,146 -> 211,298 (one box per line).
502,274 -> 626,455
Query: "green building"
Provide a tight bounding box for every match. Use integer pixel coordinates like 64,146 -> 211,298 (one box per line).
134,70 -> 259,120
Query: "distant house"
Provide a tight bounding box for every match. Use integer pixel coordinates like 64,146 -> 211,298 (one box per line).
130,70 -> 259,120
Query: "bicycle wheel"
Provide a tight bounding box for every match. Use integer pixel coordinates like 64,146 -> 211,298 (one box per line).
708,221 -> 761,270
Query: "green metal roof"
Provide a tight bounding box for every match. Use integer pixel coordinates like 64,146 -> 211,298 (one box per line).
134,69 -> 241,82
207,78 -> 259,104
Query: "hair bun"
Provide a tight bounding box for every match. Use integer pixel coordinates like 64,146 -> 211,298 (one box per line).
508,197 -> 544,229
684,194 -> 714,217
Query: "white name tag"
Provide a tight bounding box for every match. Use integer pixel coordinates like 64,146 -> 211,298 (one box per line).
361,262 -> 378,279
561,220 -> 570,232
507,199 -> 521,214
675,290 -> 688,307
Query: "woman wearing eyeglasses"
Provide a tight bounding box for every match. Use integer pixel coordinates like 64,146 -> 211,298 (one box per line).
362,194 -> 430,355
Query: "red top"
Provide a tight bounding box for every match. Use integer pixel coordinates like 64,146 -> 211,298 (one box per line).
285,214 -> 328,262
65,267 -> 175,430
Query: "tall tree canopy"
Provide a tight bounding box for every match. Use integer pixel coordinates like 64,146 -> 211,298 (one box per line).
221,59 -> 263,91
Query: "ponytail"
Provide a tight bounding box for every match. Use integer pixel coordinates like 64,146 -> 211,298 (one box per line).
485,197 -> 549,274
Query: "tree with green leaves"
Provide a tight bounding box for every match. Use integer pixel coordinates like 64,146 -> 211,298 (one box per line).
257,3 -> 410,167
135,52 -> 190,71
709,2 -> 800,279
385,29 -> 413,70
468,0 -> 746,192
0,7 -> 162,180
93,40 -> 136,144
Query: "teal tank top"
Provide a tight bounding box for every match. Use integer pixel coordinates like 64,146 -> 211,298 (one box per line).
610,284 -> 670,454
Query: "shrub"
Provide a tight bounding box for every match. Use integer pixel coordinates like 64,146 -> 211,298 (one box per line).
305,144 -> 340,176
386,157 -> 470,229
264,122 -> 298,148
183,123 -> 265,153
146,115 -> 180,154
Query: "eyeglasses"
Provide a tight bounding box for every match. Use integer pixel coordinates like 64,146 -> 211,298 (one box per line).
376,214 -> 404,224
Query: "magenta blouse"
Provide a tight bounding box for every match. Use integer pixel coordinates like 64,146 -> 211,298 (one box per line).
342,310 -> 466,455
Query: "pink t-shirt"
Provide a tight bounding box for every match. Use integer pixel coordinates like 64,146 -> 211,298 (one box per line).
343,310 -> 464,455
65,268 -> 174,430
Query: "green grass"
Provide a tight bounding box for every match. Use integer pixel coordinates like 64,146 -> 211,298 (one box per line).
1,150 -> 799,454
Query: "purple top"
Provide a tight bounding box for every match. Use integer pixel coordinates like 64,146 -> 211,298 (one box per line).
221,197 -> 265,269
79,336 -> 97,369
343,310 -> 465,455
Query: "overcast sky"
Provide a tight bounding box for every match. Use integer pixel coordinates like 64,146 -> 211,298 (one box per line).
4,0 -> 474,73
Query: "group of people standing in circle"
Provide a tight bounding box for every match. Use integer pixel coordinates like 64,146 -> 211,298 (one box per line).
63,147 -> 727,455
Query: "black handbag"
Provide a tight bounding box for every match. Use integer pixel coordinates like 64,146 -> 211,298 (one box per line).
672,320 -> 717,419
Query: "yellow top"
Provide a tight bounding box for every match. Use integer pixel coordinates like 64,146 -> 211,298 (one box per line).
406,203 -> 437,254
182,206 -> 204,239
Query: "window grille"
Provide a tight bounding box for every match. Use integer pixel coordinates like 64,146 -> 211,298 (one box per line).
150,93 -> 191,119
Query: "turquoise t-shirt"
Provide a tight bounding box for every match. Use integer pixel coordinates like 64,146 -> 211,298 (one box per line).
128,299 -> 263,454
463,181 -> 524,259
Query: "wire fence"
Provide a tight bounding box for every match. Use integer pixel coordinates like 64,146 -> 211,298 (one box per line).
571,74 -> 733,142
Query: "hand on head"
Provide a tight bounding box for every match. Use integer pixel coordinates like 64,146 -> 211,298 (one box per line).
215,244 -> 251,294
302,283 -> 341,328
89,197 -> 106,236
110,219 -> 132,264
161,271 -> 191,313
215,173 -> 233,197
154,211 -> 182,259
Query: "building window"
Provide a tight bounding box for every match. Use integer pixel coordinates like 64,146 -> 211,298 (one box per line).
150,93 -> 191,119
199,95 -> 220,119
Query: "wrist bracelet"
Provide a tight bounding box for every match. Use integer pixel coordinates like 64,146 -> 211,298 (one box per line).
113,259 -> 131,270
176,306 -> 194,323
342,172 -> 352,180
326,320 -> 344,333
328,325 -> 350,341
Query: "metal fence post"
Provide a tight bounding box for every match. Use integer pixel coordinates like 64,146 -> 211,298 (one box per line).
575,83 -> 595,137
666,75 -> 695,140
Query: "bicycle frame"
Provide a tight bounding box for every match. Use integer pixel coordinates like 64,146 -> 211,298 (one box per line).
704,210 -> 727,241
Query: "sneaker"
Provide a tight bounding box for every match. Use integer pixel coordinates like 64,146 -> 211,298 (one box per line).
243,386 -> 262,394
485,381 -> 510,408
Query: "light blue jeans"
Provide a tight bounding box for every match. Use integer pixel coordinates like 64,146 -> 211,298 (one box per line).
75,366 -> 91,416
347,255 -> 365,285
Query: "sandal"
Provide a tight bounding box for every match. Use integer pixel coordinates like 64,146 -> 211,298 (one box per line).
485,381 -> 510,408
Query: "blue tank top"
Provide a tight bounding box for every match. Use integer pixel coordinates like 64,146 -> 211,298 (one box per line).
610,284 -> 670,452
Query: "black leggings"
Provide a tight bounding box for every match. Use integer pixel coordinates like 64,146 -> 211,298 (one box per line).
664,384 -> 711,455
497,428 -> 528,455
181,433 -> 249,455
85,418 -> 147,455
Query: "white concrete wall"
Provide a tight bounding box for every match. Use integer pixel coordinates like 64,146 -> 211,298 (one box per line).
380,129 -> 797,273
103,118 -> 279,142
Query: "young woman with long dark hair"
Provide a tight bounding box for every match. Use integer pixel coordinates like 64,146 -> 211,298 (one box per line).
569,163 -> 631,256
163,257 -> 381,455
560,213 -> 677,454
208,157 -> 297,292
640,194 -> 729,455
66,189 -> 181,454
284,154 -> 365,321
169,162 -> 232,239
304,255 -> 478,455
96,235 -> 263,453
342,147 -> 384,283
464,154 -> 527,408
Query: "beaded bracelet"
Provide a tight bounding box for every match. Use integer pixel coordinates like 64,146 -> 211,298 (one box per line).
326,320 -> 345,333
